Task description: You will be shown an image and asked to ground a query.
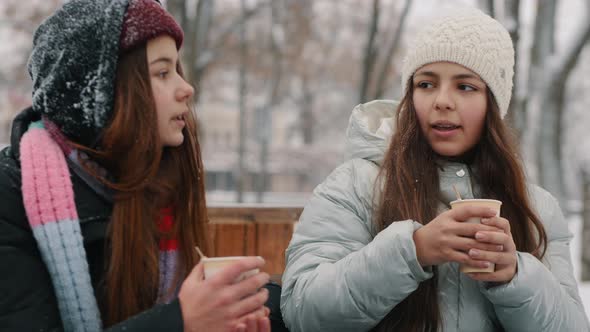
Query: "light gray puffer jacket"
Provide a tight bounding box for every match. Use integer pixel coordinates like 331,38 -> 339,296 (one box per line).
280,100 -> 589,332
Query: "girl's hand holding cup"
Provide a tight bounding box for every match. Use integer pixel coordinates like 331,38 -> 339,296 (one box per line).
413,204 -> 504,269
466,215 -> 518,284
178,256 -> 270,332
449,199 -> 518,284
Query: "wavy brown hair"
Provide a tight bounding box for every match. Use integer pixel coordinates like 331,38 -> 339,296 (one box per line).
73,45 -> 210,326
370,81 -> 547,332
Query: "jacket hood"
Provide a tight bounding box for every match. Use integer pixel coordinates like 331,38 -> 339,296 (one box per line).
344,99 -> 399,165
8,107 -> 114,203
8,107 -> 40,160
27,0 -> 129,148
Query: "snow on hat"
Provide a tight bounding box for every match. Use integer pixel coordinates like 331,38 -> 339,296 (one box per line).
27,0 -> 183,148
401,8 -> 515,118
120,0 -> 184,52
28,0 -> 128,147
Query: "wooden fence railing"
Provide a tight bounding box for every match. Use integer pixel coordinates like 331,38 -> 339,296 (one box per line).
208,205 -> 303,282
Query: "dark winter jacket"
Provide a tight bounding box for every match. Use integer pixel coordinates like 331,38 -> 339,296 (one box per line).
0,108 -> 288,331
0,108 -> 182,331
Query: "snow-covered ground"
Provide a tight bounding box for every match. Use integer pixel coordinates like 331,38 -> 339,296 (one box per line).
568,215 -> 590,319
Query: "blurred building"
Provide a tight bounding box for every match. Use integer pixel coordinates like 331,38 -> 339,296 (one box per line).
198,99 -> 341,204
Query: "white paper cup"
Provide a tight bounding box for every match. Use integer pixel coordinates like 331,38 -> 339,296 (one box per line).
202,256 -> 260,283
450,199 -> 502,273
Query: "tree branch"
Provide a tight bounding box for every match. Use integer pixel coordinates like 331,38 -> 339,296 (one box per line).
374,0 -> 412,99
359,0 -> 380,104
195,1 -> 271,73
166,0 -> 188,33
184,0 -> 215,87
553,18 -> 590,85
505,0 -> 523,134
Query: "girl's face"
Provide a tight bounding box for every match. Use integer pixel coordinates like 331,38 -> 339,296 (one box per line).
147,35 -> 194,147
412,62 -> 487,157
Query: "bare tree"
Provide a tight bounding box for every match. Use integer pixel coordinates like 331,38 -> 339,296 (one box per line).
479,0 -> 496,16
296,2 -> 315,145
166,0 -> 188,35
186,0 -> 214,86
167,0 -> 209,88
504,0 -> 525,139
167,0 -> 216,86
373,0 -> 412,99
0,0 -> 63,143
255,0 -> 284,203
521,0 -> 590,205
300,75 -> 314,144
236,0 -> 248,203
357,0 -> 412,102
166,0 -> 276,202
167,0 -> 269,97
289,0 -> 341,146
359,0 -> 380,104
583,170 -> 590,280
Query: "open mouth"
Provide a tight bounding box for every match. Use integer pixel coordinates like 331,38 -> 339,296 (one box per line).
431,123 -> 460,131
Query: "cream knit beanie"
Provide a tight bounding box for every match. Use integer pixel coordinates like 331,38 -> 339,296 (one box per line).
401,8 -> 514,118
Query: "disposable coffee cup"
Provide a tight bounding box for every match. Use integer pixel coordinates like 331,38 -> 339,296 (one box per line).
202,256 -> 260,283
449,199 -> 502,273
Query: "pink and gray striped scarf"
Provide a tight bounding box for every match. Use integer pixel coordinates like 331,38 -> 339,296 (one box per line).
20,119 -> 180,331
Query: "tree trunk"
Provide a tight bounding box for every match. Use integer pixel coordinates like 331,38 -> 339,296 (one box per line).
528,1 -> 558,197
166,0 -> 187,30
295,0 -> 335,146
301,75 -> 314,145
537,89 -> 564,201
521,0 -> 556,184
373,0 -> 412,100
256,0 -> 283,203
582,172 -> 590,280
533,1 -> 590,204
504,0 -> 525,141
256,106 -> 271,203
359,0 -> 380,104
236,0 -> 248,203
170,1 -> 268,102
187,0 -> 215,88
194,1 -> 270,81
479,0 -> 495,16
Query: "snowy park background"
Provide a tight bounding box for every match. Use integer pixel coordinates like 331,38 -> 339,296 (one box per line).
1,0 -> 590,320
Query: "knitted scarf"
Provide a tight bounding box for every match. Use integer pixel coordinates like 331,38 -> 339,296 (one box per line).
20,119 -> 180,331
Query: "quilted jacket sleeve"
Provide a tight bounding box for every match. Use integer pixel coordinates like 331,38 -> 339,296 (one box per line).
280,159 -> 433,332
481,186 -> 589,331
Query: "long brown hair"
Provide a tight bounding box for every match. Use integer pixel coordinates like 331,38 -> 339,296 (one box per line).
73,45 -> 210,326
371,81 -> 547,331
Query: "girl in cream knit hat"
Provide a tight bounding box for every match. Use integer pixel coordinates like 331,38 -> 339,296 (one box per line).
280,7 -> 589,332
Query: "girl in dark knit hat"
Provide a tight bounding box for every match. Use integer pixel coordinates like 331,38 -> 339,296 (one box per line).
0,0 -> 279,331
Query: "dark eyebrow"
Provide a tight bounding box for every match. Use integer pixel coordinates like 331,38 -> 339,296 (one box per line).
452,73 -> 479,80
149,57 -> 174,66
414,71 -> 437,78
414,71 -> 480,81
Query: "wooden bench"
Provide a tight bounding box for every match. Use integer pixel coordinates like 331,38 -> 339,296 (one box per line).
208,205 -> 303,283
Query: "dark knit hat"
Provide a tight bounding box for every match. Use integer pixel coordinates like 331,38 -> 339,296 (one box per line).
27,0 -> 183,148
120,0 -> 184,52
